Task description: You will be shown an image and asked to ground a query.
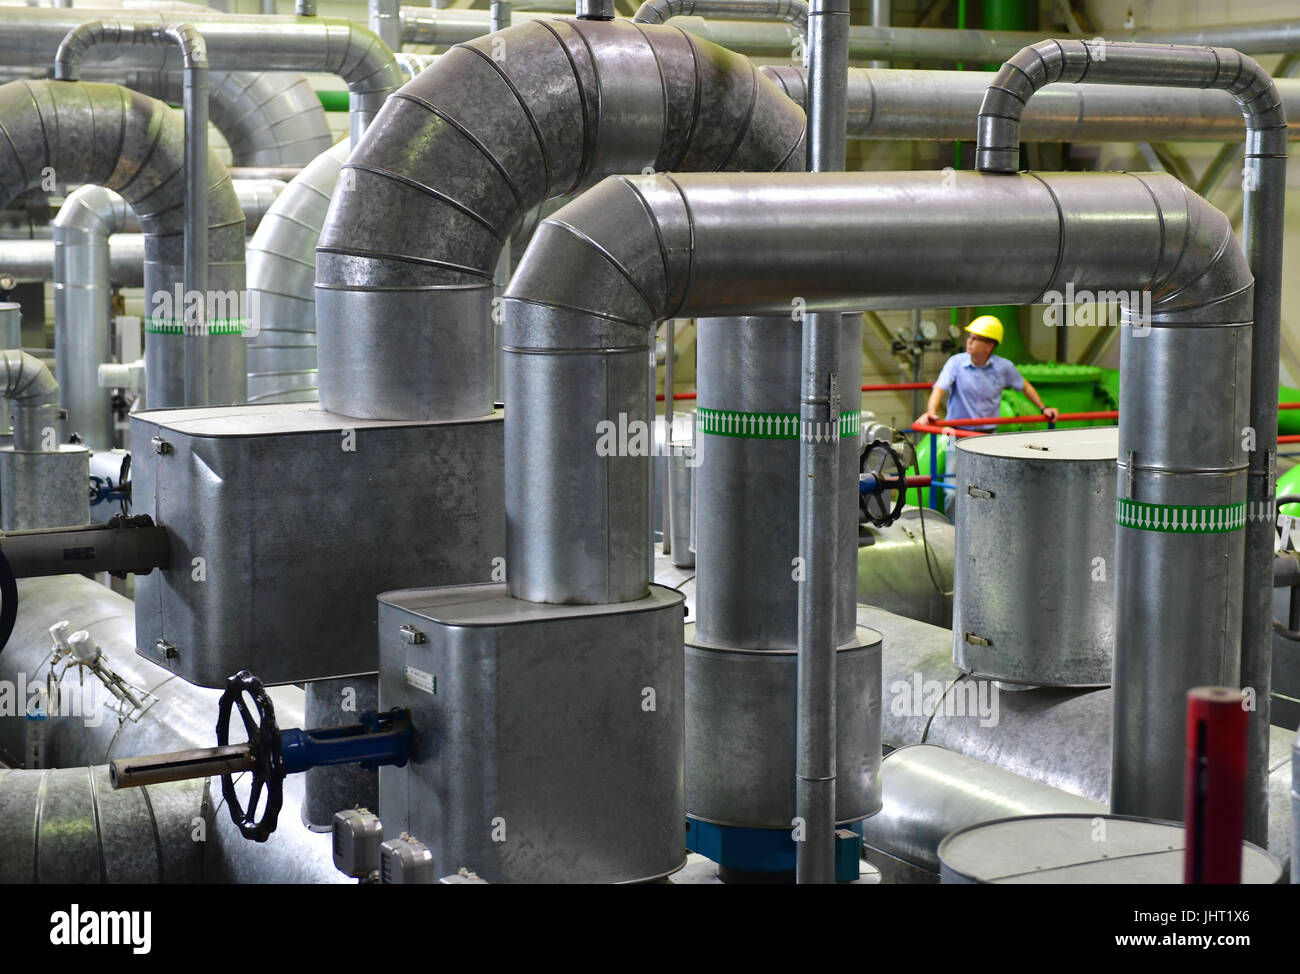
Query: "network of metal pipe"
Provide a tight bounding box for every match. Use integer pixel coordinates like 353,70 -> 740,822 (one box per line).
0,1 -> 1294,891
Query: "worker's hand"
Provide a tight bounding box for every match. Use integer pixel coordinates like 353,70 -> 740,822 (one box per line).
1043,406 -> 1059,423
917,411 -> 939,427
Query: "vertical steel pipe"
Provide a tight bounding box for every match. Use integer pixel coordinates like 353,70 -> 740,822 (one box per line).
53,21 -> 215,407
369,0 -> 402,50
975,37 -> 1286,844
53,186 -> 140,450
180,28 -> 210,406
796,0 -> 848,886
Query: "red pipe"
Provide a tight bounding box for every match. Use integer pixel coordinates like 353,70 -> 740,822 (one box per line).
862,382 -> 934,392
910,422 -> 982,438
1183,687 -> 1248,884
1281,434 -> 1300,444
936,410 -> 1118,427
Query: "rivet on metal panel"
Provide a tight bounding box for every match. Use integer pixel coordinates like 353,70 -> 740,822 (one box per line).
150,436 -> 172,455
398,624 -> 426,645
966,485 -> 994,499
963,632 -> 992,647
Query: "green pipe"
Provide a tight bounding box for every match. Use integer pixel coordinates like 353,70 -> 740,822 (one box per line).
316,90 -> 350,113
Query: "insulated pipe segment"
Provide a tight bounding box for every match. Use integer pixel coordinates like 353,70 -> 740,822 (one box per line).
315,18 -> 806,423
0,80 -> 247,408
975,37 -> 1286,844
503,171 -> 1251,612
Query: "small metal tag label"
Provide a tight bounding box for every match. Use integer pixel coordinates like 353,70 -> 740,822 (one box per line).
404,665 -> 437,696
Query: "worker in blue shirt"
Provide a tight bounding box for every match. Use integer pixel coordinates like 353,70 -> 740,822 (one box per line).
917,315 -> 1058,431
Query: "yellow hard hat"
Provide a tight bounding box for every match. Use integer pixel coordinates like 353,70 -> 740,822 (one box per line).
965,315 -> 1004,344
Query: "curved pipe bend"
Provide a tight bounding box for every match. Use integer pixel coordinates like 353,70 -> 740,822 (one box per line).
975,39 -> 1287,173
0,79 -> 246,409
315,17 -> 806,423
633,0 -> 807,38
54,19 -> 208,80
974,38 -> 1286,843
502,170 -> 1251,605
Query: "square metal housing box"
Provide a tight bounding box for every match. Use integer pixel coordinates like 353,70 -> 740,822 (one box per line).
378,582 -> 687,884
131,403 -> 504,687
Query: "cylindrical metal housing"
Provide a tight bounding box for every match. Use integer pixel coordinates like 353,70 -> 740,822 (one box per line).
694,315 -> 860,649
860,744 -> 1103,875
685,623 -> 881,829
0,445 -> 89,530
939,814 -> 1281,884
1113,317 -> 1252,822
953,427 -> 1118,687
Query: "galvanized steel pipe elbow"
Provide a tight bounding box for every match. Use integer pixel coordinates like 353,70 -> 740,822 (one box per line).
54,19 -> 209,81
0,79 -> 246,408
315,18 -> 805,423
976,39 -> 1288,172
633,0 -> 808,39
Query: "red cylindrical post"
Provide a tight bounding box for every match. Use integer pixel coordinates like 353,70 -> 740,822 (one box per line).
1183,686 -> 1248,884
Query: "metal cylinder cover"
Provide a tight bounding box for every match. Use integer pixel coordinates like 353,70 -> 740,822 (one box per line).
939,814 -> 1281,884
953,427 -> 1117,687
685,623 -> 883,829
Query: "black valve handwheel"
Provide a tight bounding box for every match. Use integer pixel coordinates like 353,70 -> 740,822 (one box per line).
860,439 -> 908,527
216,670 -> 284,842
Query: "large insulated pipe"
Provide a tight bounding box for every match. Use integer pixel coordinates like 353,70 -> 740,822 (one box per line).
0,767 -> 205,883
0,573 -> 342,883
0,80 -> 246,409
503,171 -> 1250,659
796,0 -> 849,885
245,140 -> 349,404
975,38 -> 1286,844
760,67 -> 1300,143
398,10 -> 1300,62
121,69 -> 333,167
54,21 -> 212,406
862,603 -> 1297,869
315,18 -> 805,424
0,8 -> 401,144
861,744 -> 1104,877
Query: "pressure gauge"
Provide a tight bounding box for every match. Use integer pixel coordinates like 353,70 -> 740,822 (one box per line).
919,319 -> 939,341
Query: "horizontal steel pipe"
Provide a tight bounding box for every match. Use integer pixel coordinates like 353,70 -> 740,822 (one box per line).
0,521 -> 171,576
861,744 -> 1104,875
0,234 -> 143,283
760,67 -> 1300,142
504,169 -> 1251,605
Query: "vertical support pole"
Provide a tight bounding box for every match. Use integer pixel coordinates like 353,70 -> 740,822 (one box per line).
796,0 -> 849,885
182,47 -> 209,407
